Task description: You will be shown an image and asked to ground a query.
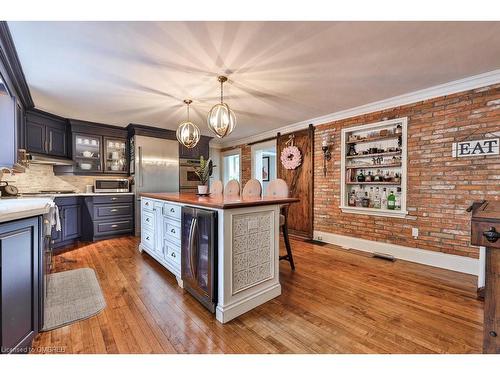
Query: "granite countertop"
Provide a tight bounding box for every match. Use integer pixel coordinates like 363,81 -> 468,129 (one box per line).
0,197 -> 53,223
140,192 -> 300,209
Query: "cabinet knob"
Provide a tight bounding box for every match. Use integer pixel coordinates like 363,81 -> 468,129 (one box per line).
489,331 -> 497,337
170,208 -> 175,212
146,218 -> 149,222
483,227 -> 500,243
171,229 -> 176,233
146,236 -> 150,240
171,252 -> 176,258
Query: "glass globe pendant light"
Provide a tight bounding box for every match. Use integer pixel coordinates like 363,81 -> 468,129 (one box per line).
207,75 -> 236,138
176,99 -> 200,149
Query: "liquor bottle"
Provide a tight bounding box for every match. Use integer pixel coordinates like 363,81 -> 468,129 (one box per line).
355,188 -> 363,207
368,187 -> 374,207
381,188 -> 388,209
395,187 -> 402,210
348,190 -> 356,206
387,190 -> 396,210
365,171 -> 372,182
357,169 -> 365,182
362,192 -> 370,207
373,187 -> 381,209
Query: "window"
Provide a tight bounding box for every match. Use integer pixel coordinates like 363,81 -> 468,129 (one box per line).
222,149 -> 241,186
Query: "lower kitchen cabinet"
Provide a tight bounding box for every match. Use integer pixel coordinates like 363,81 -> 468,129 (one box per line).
52,197 -> 82,250
140,197 -> 182,281
0,216 -> 41,354
81,194 -> 134,241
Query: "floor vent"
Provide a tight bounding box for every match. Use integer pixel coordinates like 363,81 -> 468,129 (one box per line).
372,252 -> 396,262
305,239 -> 327,246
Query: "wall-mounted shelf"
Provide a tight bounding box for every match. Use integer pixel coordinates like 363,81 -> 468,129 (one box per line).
340,118 -> 408,218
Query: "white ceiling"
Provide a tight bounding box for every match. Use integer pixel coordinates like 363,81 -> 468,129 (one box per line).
8,21 -> 500,142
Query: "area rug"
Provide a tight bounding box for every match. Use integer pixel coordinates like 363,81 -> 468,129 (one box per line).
42,268 -> 106,331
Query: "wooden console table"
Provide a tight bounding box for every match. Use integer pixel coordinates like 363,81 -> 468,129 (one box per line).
471,200 -> 500,354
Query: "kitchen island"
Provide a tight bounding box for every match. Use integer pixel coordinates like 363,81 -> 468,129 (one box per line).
139,192 -> 299,323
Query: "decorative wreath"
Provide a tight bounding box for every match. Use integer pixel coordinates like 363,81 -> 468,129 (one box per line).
281,145 -> 302,170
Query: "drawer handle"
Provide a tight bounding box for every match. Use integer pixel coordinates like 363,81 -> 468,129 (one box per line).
170,208 -> 175,213
171,252 -> 176,258
111,224 -> 119,228
111,209 -> 118,212
111,197 -> 118,201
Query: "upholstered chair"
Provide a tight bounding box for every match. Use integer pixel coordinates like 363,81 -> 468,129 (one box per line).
224,179 -> 240,198
209,180 -> 223,196
265,178 -> 295,270
242,179 -> 262,199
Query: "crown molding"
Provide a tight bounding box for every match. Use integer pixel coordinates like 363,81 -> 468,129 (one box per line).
0,21 -> 34,108
220,69 -> 500,148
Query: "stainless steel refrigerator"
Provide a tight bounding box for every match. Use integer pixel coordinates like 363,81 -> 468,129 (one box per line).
131,135 -> 179,235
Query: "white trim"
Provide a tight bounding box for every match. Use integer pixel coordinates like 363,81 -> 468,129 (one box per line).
220,69 -> 500,148
313,230 -> 479,276
221,148 -> 242,186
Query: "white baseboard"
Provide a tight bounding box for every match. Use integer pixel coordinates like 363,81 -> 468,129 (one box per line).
313,230 -> 479,276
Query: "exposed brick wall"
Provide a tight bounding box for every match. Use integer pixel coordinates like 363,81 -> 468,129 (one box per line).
314,84 -> 499,259
221,144 -> 252,187
223,84 -> 499,259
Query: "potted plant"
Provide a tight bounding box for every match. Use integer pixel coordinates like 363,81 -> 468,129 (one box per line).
194,156 -> 213,195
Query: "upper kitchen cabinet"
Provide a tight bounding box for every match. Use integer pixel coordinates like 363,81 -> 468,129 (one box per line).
179,135 -> 211,160
55,119 -> 129,176
25,109 -> 69,158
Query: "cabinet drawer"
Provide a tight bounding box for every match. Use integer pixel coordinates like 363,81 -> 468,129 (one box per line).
142,228 -> 154,250
54,196 -> 80,206
164,241 -> 181,267
94,219 -> 133,236
142,210 -> 154,230
164,203 -> 181,220
164,219 -> 181,242
93,204 -> 132,219
93,195 -> 133,204
142,198 -> 154,212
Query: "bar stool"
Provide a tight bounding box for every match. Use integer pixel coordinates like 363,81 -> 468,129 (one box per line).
224,179 -> 240,198
210,180 -> 223,196
242,179 -> 262,199
265,179 -> 295,270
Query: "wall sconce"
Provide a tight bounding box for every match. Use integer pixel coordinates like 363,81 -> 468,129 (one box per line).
322,136 -> 332,177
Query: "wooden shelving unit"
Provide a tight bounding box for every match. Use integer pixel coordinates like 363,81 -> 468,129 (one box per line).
340,118 -> 408,218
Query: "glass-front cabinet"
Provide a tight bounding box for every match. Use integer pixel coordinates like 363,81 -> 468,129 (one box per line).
104,137 -> 127,173
73,133 -> 102,173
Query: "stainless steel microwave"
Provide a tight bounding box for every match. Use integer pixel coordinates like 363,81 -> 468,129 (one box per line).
94,178 -> 130,193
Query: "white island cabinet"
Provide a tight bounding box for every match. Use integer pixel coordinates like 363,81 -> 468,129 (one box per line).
139,193 -> 299,323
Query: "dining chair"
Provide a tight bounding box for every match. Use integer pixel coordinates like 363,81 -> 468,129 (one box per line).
210,180 -> 223,196
265,179 -> 295,270
224,179 -> 240,198
242,179 -> 262,199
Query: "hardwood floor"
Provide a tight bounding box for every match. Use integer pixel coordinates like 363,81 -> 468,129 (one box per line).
33,236 -> 483,354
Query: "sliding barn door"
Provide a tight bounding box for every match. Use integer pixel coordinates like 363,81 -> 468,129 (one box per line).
277,125 -> 314,239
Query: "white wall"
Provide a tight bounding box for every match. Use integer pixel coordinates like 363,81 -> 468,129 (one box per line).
209,146 -> 222,183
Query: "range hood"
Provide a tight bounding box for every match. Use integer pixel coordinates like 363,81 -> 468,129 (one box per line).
28,154 -> 74,166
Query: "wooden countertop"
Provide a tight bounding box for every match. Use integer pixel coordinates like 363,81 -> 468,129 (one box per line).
140,192 -> 300,209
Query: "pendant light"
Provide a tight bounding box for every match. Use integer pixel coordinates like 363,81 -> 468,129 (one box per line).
207,75 -> 236,138
176,99 -> 200,149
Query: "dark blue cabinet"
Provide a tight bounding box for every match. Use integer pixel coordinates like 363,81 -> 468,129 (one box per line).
52,197 -> 81,249
25,110 -> 68,158
0,216 -> 41,354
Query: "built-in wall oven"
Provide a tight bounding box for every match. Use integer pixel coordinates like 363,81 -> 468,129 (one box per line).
179,159 -> 201,193
181,206 -> 218,312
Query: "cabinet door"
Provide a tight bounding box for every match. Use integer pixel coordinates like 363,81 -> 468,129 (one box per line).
153,202 -> 164,256
26,121 -> 46,154
47,125 -> 67,157
61,204 -> 81,241
73,133 -> 102,173
103,137 -> 128,174
0,217 -> 40,353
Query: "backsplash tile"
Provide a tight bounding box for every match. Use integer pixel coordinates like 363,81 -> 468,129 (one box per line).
2,164 -> 122,193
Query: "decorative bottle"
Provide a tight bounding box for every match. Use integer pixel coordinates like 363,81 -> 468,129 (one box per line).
387,190 -> 396,210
